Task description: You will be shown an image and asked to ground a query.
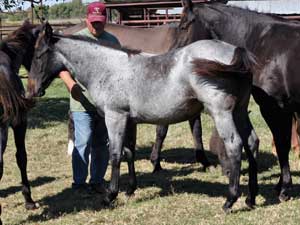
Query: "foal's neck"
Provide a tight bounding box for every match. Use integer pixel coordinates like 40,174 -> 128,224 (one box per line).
56,37 -> 126,87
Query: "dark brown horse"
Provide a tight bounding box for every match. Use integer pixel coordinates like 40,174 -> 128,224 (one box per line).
0,20 -> 41,212
180,0 -> 300,205
62,21 -> 213,172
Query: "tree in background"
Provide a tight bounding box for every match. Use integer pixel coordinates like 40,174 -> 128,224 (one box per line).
1,0 -> 86,21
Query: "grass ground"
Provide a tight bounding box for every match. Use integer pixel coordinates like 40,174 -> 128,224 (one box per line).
1,79 -> 300,225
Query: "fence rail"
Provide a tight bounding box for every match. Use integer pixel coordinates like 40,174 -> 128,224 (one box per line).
0,23 -> 76,40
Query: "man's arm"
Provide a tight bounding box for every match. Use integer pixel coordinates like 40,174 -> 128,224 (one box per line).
59,70 -> 83,101
59,71 -> 76,92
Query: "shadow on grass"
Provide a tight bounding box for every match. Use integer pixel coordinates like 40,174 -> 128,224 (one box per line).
136,146 -> 220,167
22,166 -> 300,223
0,176 -> 56,198
136,146 -> 278,173
27,97 -> 69,129
23,187 -> 107,223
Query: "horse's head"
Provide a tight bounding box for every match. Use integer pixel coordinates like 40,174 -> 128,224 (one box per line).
179,0 -> 226,40
27,22 -> 62,98
21,20 -> 44,71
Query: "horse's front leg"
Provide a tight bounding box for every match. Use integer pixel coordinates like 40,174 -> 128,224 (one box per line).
211,110 -> 243,213
12,119 -> 38,209
103,111 -> 128,205
188,115 -> 211,170
0,124 -> 8,225
123,120 -> 137,196
150,125 -> 168,172
0,124 -> 8,183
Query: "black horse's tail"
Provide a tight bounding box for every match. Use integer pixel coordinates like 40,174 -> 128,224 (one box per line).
0,72 -> 35,125
192,47 -> 258,79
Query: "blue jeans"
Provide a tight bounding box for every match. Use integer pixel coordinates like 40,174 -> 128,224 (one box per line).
72,111 -> 109,185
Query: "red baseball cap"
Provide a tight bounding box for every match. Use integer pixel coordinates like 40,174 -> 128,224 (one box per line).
87,2 -> 107,23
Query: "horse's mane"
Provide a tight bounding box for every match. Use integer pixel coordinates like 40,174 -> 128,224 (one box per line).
56,34 -> 141,56
1,20 -> 37,58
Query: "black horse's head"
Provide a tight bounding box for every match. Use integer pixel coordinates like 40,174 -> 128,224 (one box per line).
179,0 -> 227,40
27,22 -> 63,98
22,20 -> 44,71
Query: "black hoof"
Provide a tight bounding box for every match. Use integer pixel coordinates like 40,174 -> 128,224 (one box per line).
222,205 -> 233,214
25,202 -> 39,210
279,192 -> 290,202
245,197 -> 255,209
102,196 -> 112,207
125,188 -> 136,196
125,191 -> 135,197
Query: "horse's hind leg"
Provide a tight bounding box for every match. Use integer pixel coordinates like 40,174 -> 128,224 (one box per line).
188,115 -> 211,170
211,110 -> 243,212
123,120 -> 137,196
150,125 -> 168,172
12,119 -> 38,209
235,109 -> 259,208
259,104 -> 293,201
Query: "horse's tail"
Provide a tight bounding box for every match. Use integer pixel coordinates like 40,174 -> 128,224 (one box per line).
0,72 -> 35,125
192,47 -> 258,78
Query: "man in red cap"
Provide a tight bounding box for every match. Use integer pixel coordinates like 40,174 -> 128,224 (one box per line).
59,1 -> 120,194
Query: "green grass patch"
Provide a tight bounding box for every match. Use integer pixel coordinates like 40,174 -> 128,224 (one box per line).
1,80 -> 300,225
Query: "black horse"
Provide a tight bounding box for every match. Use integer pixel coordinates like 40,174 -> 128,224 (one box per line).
0,20 -> 41,211
180,0 -> 300,204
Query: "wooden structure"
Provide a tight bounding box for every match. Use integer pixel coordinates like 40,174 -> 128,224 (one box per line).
105,0 -> 208,27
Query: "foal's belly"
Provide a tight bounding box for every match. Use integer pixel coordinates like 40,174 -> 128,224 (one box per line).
130,98 -> 204,124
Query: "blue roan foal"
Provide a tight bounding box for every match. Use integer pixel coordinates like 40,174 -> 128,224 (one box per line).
28,23 -> 258,212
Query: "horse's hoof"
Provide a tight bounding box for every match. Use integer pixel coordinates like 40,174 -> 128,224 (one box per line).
279,192 -> 290,202
222,205 -> 233,214
201,164 -> 213,172
245,197 -> 255,209
25,202 -> 39,210
125,191 -> 135,197
125,187 -> 136,196
102,196 -> 112,207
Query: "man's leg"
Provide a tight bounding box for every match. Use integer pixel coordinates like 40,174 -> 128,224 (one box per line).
90,113 -> 109,189
72,111 -> 93,188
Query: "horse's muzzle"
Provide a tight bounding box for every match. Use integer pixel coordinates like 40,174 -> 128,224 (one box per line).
26,79 -> 45,98
37,89 -> 45,97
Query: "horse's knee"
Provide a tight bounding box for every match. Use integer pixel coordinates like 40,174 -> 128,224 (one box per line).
110,153 -> 121,166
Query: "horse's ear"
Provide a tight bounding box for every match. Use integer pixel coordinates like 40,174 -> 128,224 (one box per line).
45,22 -> 53,37
181,0 -> 193,10
179,0 -> 195,30
22,19 -> 31,26
43,22 -> 53,43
